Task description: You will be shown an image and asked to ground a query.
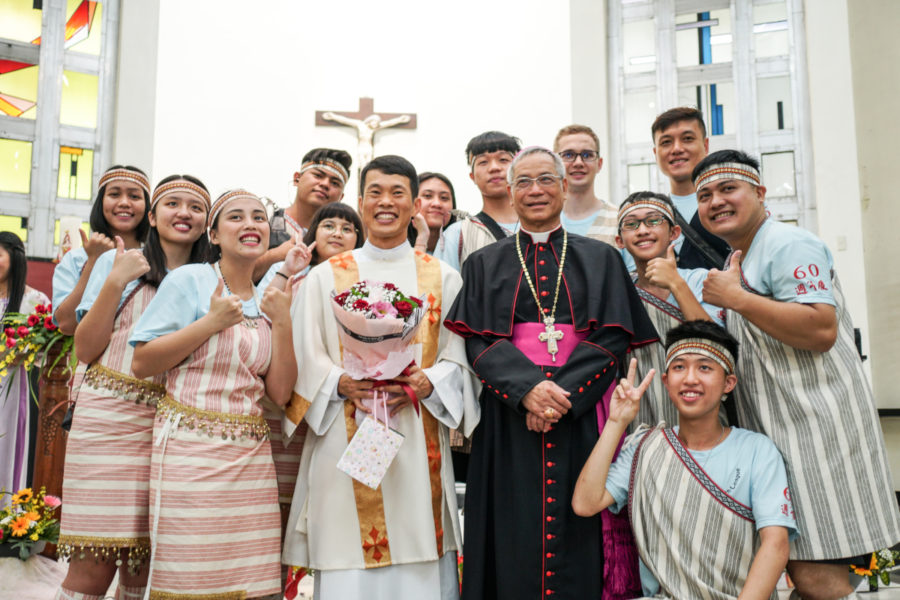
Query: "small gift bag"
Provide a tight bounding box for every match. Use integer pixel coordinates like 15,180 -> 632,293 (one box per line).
337,391 -> 404,489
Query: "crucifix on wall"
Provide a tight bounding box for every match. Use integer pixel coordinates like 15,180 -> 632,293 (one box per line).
316,97 -> 417,173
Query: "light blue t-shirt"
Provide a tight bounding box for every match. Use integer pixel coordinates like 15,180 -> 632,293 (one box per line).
129,263 -> 263,346
737,218 -> 835,306
560,211 -> 599,236
51,247 -> 88,325
75,249 -> 142,321
666,267 -> 723,325
258,261 -> 310,291
619,192 -> 698,274
606,426 -> 798,596
433,218 -> 518,272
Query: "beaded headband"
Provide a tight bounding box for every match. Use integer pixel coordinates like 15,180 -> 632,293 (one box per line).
617,199 -> 675,228
665,338 -> 735,375
693,162 -> 761,192
98,168 -> 150,196
299,159 -> 349,185
150,180 -> 212,213
208,189 -> 266,230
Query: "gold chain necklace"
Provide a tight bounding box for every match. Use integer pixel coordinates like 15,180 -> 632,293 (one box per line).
515,229 -> 568,362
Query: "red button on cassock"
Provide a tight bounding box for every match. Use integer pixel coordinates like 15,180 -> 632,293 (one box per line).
547,497 -> 555,503
546,516 -> 555,522
540,275 -> 548,281
546,570 -> 554,576
539,260 -> 546,265
546,552 -> 555,558
546,442 -> 553,448
546,461 -> 555,468
540,290 -> 549,297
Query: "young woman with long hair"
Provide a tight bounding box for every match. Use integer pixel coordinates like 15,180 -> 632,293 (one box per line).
55,176 -> 211,600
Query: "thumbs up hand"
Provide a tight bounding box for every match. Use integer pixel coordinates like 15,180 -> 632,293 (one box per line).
82,229 -> 115,260
646,243 -> 680,291
109,236 -> 150,286
208,278 -> 244,330
703,250 -> 744,309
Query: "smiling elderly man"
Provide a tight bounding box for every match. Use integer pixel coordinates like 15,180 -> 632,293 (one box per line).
446,146 -> 657,600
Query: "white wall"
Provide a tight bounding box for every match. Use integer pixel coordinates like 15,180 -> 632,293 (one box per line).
119,0 -> 574,215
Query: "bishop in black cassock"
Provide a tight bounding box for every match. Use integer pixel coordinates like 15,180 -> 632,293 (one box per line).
445,147 -> 657,600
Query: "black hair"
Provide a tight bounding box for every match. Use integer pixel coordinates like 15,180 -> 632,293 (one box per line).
692,150 -> 760,184
89,165 -> 151,242
465,131 -> 521,166
302,203 -> 364,266
301,147 -> 353,174
617,191 -> 676,230
141,175 -> 212,287
665,320 -> 740,365
418,172 -> 457,209
359,155 -> 418,199
0,232 -> 27,322
651,106 -> 707,141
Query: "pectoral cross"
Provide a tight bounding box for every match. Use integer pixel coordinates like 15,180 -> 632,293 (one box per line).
539,317 -> 565,362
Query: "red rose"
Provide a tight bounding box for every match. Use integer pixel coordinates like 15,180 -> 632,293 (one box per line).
44,316 -> 57,331
383,283 -> 398,291
16,326 -> 29,337
395,300 -> 413,318
334,291 -> 350,306
4,327 -> 13,337
27,315 -> 40,326
34,304 -> 47,315
5,338 -> 15,348
352,299 -> 370,311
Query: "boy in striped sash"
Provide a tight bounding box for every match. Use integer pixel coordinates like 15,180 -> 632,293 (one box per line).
696,150 -> 900,599
573,321 -> 797,599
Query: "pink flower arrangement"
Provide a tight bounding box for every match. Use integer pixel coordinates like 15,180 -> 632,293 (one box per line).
333,280 -> 422,321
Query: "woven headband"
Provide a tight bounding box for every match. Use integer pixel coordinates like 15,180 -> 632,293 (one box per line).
208,189 -> 265,230
299,159 -> 349,185
151,181 -> 212,213
665,338 -> 735,375
693,162 -> 761,192
617,199 -> 675,228
98,168 -> 150,196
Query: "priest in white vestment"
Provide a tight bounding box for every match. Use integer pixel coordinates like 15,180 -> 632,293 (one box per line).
282,155 -> 479,600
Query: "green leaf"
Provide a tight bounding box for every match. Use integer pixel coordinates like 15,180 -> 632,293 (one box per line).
882,571 -> 891,586
870,574 -> 879,588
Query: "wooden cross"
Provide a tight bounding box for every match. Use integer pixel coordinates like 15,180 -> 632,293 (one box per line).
539,318 -> 565,362
316,97 -> 417,171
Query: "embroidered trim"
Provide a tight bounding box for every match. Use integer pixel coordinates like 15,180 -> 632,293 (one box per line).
665,339 -> 735,374
662,427 -> 754,521
693,163 -> 761,191
58,535 -> 150,574
634,280 -> 685,323
84,363 -> 166,406
98,169 -> 150,195
149,592 -> 246,600
156,396 -> 269,441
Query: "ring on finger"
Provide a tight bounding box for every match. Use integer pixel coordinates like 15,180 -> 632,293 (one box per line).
543,408 -> 557,419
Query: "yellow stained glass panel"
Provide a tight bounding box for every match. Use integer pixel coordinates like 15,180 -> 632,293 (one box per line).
0,215 -> 28,242
0,63 -> 38,120
0,138 -> 32,194
0,1 -> 42,43
65,0 -> 102,55
60,70 -> 97,128
58,146 -> 94,200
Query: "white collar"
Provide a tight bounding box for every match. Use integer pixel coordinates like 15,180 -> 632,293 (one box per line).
519,223 -> 562,244
361,239 -> 413,261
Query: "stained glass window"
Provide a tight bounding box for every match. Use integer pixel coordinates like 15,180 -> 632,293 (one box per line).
64,0 -> 102,55
0,138 -> 32,194
0,1 -> 43,43
676,9 -> 732,68
57,146 -> 94,200
60,70 -> 98,128
0,215 -> 28,242
0,60 -> 38,119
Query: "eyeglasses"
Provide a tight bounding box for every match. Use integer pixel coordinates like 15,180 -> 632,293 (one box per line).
319,221 -> 356,236
559,150 -> 599,163
512,174 -> 563,190
619,215 -> 669,231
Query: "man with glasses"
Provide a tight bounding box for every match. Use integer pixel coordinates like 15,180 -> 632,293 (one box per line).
554,125 -> 618,245
446,146 -> 656,600
254,147 -> 352,280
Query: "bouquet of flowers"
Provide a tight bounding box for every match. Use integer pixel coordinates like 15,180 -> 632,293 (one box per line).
0,486 -> 62,560
1,302 -> 74,382
331,280 -> 427,381
851,548 -> 900,590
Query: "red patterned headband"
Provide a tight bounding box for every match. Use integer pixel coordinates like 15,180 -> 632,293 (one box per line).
299,159 -> 349,185
693,162 -> 761,192
151,180 -> 212,213
617,199 -> 675,228
98,168 -> 150,196
665,338 -> 735,374
208,189 -> 265,229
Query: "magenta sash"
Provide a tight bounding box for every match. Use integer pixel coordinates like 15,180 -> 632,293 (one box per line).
510,322 -> 587,366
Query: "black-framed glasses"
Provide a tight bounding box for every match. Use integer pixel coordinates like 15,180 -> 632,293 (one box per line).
559,150 -> 599,163
619,215 -> 669,231
512,174 -> 563,190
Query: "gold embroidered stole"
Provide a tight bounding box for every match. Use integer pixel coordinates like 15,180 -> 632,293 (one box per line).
330,249 -> 445,567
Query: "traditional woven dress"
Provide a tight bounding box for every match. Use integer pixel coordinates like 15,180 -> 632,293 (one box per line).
629,269 -> 721,431
58,265 -> 164,570
625,427 -> 794,599
130,264 -> 281,600
51,246 -> 90,435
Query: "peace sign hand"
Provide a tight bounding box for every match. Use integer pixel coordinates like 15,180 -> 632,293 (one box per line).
283,241 -> 316,276
608,358 -> 655,427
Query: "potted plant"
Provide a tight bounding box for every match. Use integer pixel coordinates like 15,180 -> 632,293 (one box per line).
0,486 -> 62,560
